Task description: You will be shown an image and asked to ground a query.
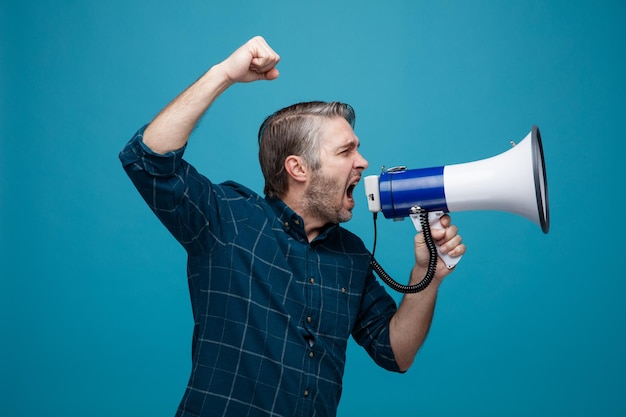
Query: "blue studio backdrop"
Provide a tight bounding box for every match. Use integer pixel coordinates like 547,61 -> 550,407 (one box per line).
1,1 -> 625,416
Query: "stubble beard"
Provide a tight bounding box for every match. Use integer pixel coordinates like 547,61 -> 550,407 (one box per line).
302,171 -> 353,225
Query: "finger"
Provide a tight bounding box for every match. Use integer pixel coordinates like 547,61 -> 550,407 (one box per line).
428,227 -> 447,241
434,223 -> 459,252
249,54 -> 280,82
262,67 -> 280,81
439,214 -> 451,228
440,234 -> 464,255
250,55 -> 280,72
436,224 -> 458,244
414,232 -> 425,247
448,242 -> 466,257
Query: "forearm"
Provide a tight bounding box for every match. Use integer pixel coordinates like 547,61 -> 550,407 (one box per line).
389,217 -> 465,371
143,64 -> 233,154
389,266 -> 442,372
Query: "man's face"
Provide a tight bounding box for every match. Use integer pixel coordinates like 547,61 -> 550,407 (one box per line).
302,117 -> 369,224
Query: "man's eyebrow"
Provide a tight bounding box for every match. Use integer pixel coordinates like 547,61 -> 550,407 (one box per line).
338,138 -> 360,150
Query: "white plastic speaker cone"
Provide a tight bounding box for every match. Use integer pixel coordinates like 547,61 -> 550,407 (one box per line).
444,125 -> 549,233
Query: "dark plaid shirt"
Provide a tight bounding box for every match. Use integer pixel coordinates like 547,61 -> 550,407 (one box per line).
119,126 -> 400,417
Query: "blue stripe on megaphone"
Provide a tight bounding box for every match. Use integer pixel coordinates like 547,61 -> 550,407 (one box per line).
379,166 -> 449,219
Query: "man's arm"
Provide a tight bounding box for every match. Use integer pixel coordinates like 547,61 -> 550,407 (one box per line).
143,36 -> 280,154
389,215 -> 466,372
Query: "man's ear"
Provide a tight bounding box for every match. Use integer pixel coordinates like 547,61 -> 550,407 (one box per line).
284,155 -> 308,184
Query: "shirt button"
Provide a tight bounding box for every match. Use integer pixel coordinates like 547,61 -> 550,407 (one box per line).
309,351 -> 314,358
341,287 -> 346,294
306,316 -> 312,323
304,390 -> 310,397
294,219 -> 301,225
309,278 -> 315,284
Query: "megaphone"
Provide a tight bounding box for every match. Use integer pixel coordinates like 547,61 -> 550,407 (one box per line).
364,125 -> 549,271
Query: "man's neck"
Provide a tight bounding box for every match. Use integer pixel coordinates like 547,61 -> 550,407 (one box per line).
280,193 -> 328,243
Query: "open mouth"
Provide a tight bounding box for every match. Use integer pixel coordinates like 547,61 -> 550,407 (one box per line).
347,184 -> 356,200
346,177 -> 360,201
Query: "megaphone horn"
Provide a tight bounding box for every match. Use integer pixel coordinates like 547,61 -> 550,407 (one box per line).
364,126 -> 550,269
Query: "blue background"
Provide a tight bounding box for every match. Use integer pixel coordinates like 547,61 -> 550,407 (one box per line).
2,1 -> 624,416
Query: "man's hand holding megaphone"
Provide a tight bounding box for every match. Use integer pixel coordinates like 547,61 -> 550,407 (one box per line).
412,213 -> 465,287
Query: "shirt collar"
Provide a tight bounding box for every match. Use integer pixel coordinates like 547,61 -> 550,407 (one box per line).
266,197 -> 338,243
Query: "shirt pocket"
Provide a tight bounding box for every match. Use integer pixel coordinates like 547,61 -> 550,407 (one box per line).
318,281 -> 360,339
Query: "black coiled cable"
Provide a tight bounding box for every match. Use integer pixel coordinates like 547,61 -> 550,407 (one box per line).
370,208 -> 439,293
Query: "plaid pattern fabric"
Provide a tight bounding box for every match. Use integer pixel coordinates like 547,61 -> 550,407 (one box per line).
119,126 -> 400,417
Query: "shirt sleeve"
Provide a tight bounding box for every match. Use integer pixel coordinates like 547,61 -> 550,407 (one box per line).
351,269 -> 403,373
118,125 -> 218,255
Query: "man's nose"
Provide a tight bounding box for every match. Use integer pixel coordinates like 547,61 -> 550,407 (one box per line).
356,152 -> 369,170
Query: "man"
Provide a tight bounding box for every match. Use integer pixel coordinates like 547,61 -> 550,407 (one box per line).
119,36 -> 465,417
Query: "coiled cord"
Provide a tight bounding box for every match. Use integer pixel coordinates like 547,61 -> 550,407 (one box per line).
370,208 -> 438,293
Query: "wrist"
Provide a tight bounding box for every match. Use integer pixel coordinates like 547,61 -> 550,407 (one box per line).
203,63 -> 235,94
409,264 -> 442,290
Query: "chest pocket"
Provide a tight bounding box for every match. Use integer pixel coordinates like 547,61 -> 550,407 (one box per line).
318,281 -> 360,338
311,251 -> 369,340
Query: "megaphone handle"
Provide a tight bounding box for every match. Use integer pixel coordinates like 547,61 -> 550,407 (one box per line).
409,210 -> 463,269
